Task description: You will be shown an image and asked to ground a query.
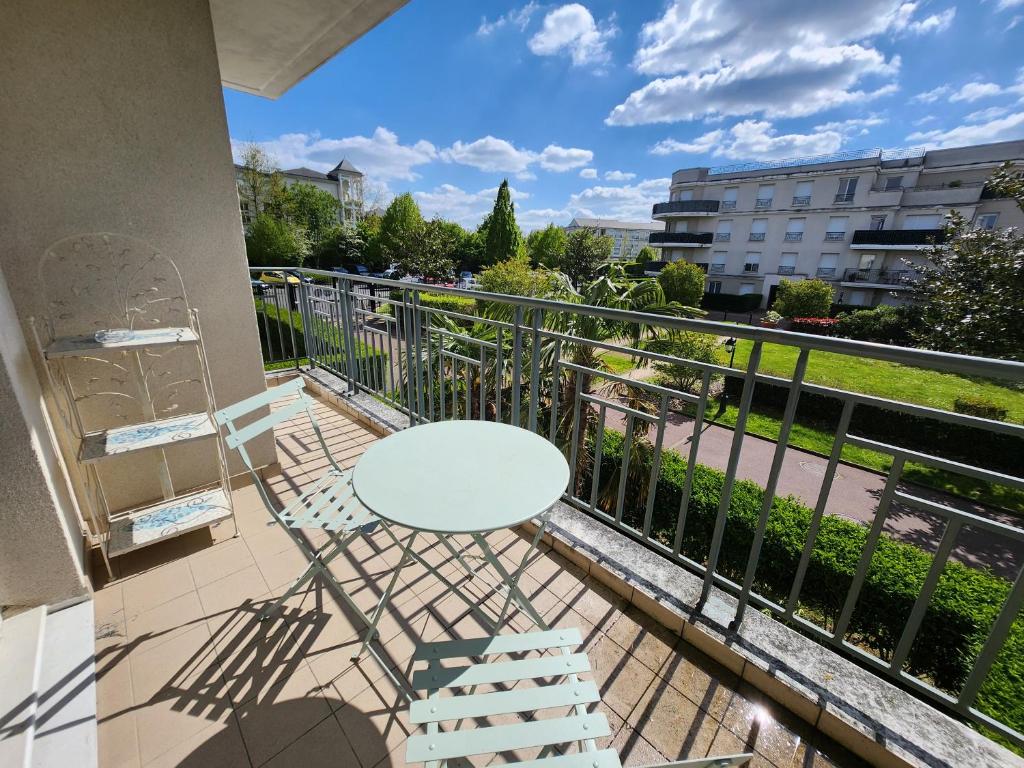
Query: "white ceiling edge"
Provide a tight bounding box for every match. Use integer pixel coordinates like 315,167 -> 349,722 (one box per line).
212,0 -> 410,99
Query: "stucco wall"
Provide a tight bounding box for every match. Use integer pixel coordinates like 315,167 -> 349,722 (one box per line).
0,1 -> 276,522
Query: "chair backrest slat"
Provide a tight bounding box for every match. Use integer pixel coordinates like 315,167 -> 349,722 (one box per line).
214,377 -> 305,424
223,397 -> 307,450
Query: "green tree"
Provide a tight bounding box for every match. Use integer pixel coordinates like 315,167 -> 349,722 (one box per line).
657,261 -> 705,307
379,193 -> 424,266
646,333 -> 721,393
562,228 -> 613,287
357,211 -> 386,270
282,182 -> 340,247
236,144 -> 285,220
484,180 -> 524,265
984,161 -> 1024,210
310,225 -> 364,271
773,278 -> 833,318
526,224 -> 567,268
244,213 -> 306,267
400,217 -> 459,281
478,259 -> 558,296
911,212 -> 1024,359
635,246 -> 657,265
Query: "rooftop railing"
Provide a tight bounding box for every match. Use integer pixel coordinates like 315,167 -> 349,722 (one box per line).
251,267 -> 1024,749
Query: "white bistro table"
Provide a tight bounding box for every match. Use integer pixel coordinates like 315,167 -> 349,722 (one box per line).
350,420 -> 570,659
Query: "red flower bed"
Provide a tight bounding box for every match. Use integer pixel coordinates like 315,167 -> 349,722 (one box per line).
790,317 -> 839,335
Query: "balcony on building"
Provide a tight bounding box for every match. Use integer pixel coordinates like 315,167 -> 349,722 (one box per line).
816,266 -> 837,277
721,199 -> 737,210
784,232 -> 803,242
651,200 -> 720,219
754,197 -> 773,209
647,231 -> 714,248
748,232 -> 766,241
841,267 -> 916,289
850,228 -> 947,250
778,265 -> 796,275
824,231 -> 846,241
791,195 -> 811,206
834,193 -> 855,204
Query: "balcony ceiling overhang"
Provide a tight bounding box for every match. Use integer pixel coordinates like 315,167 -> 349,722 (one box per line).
211,0 -> 409,99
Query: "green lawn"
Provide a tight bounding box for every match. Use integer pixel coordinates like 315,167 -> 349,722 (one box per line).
598,350 -> 638,376
730,339 -> 1024,424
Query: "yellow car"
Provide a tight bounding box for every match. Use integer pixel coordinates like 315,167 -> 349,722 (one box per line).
258,270 -> 300,285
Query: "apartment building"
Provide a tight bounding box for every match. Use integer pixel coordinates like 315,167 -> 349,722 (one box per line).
649,140 -> 1024,308
565,217 -> 665,261
236,157 -> 365,227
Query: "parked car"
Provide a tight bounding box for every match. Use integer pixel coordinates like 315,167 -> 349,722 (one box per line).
331,266 -> 350,274
284,269 -> 314,284
251,278 -> 271,295
258,270 -> 299,285
382,267 -> 405,280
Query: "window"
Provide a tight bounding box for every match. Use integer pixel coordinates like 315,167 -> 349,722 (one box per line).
749,218 -> 767,241
779,253 -> 797,275
859,253 -> 877,270
904,214 -> 942,229
708,281 -> 723,294
835,176 -> 858,203
784,218 -> 804,241
817,253 -> 839,277
756,184 -> 775,208
792,181 -> 813,206
739,282 -> 755,295
869,215 -> 886,231
975,213 -> 999,230
715,219 -> 732,241
678,189 -> 694,201
825,216 -> 848,241
744,253 -> 760,273
722,187 -> 738,210
884,175 -> 903,191
710,253 -> 727,273
847,290 -> 867,306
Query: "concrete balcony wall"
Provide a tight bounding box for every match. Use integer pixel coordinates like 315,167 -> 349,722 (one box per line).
0,1 -> 277,535
901,186 -> 983,207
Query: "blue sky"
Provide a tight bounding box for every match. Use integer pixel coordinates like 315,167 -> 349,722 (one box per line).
225,0 -> 1024,231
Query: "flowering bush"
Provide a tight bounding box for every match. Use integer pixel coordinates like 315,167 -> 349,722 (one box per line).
790,317 -> 839,335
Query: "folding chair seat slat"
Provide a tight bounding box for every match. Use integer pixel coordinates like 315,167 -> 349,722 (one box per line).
410,681 -> 600,724
287,477 -> 355,528
332,505 -> 378,533
405,713 -> 610,762
411,653 -> 590,690
413,628 -> 582,662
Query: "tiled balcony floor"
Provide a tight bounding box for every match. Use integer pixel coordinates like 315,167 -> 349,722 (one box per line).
92,387 -> 869,768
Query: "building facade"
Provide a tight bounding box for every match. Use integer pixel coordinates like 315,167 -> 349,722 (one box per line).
565,217 -> 665,261
649,141 -> 1024,308
236,158 -> 364,228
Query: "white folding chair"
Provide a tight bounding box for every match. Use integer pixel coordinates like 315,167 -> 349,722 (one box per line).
214,378 -> 384,624
406,628 -> 753,768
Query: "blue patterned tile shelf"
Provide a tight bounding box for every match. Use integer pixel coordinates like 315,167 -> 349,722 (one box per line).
106,487 -> 231,557
45,327 -> 197,359
80,412 -> 217,463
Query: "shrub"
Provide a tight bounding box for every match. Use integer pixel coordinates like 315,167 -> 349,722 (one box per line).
833,304 -> 917,345
773,279 -> 833,318
954,396 -> 1009,422
479,259 -> 558,297
386,291 -> 477,330
762,310 -> 783,325
790,317 -> 839,335
587,430 -> 1022,736
646,333 -> 721,393
658,262 -> 706,307
623,262 -> 646,278
245,213 -> 307,267
701,292 -> 763,312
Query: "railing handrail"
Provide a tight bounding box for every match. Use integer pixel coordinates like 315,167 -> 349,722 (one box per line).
251,266 -> 1024,381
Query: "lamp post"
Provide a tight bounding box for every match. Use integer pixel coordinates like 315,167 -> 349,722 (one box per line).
724,337 -> 737,368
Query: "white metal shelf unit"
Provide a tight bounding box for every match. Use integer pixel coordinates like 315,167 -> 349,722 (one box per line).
31,234 -> 235,576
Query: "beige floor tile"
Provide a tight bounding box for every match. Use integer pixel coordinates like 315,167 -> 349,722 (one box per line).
122,559 -> 196,618
657,640 -> 737,721
143,716 -> 251,768
334,672 -> 415,768
188,536 -> 256,588
263,712 -> 360,768
588,634 -> 657,719
196,565 -> 272,631
96,644 -> 135,719
607,606 -> 677,674
125,589 -> 206,650
628,677 -> 720,761
717,685 -> 811,768
97,709 -> 140,768
94,580 -> 126,626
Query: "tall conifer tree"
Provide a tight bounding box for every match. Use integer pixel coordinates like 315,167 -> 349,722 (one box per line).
484,180 -> 523,264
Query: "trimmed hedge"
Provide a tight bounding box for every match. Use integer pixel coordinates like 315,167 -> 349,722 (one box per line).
386,291 -> 478,331
721,378 -> 1024,477
701,292 -> 763,312
588,430 -> 1022,738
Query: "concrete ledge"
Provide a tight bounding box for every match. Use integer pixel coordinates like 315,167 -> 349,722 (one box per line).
294,367 -> 1023,768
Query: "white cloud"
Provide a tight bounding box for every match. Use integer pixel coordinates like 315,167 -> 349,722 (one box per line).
997,0 -> 1024,9
965,106 -> 1011,123
413,183 -> 530,228
579,168 -> 598,179
903,7 -> 956,34
913,114 -> 937,126
440,136 -> 537,174
604,170 -> 636,181
568,177 -> 671,221
517,207 -> 574,232
477,2 -> 539,36
538,144 -> 594,171
650,131 -> 724,155
606,1 -> 931,125
231,128 -> 437,182
906,111 -> 1024,148
649,120 -> 845,160
528,4 -> 617,67
813,115 -> 887,136
949,81 -> 1004,102
912,84 -> 951,103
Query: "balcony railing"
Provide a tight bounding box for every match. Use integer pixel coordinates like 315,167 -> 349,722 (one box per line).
755,198 -> 773,209
778,265 -> 796,275
824,231 -> 846,241
784,232 -> 803,242
714,232 -> 731,242
791,195 -> 811,206
652,200 -> 720,217
816,266 -> 837,277
851,228 -> 946,247
251,267 -> 1024,750
842,268 -> 914,285
748,232 -> 766,241
721,200 -> 737,210
834,193 -> 855,203
648,232 -> 714,246
708,263 -> 726,273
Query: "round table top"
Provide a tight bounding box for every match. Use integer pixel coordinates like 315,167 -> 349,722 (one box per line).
351,420 -> 570,534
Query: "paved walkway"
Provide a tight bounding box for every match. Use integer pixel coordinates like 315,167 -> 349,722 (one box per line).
609,409 -> 1024,578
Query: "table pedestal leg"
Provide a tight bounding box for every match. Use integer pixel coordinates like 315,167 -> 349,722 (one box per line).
352,530 -> 418,660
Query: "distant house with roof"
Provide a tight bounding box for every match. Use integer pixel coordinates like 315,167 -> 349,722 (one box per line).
563,217 -> 665,261
235,158 -> 364,228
